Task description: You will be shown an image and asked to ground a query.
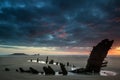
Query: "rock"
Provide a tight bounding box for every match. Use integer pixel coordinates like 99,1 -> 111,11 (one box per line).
5,68 -> 10,71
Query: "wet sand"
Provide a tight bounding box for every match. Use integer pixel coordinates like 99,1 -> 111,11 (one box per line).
0,55 -> 120,80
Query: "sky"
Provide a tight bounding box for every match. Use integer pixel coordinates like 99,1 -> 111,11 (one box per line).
0,0 -> 120,55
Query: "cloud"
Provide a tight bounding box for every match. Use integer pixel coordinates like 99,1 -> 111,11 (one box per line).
0,0 -> 120,48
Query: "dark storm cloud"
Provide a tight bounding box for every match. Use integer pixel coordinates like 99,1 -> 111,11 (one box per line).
0,0 -> 120,47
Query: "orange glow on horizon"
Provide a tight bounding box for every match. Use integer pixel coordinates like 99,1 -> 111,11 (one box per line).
108,47 -> 120,55
0,45 -> 120,55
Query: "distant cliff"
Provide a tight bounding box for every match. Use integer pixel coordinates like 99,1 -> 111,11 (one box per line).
11,53 -> 28,56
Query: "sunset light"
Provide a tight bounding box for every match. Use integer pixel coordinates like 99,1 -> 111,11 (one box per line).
108,47 -> 120,55
115,47 -> 120,51
0,1 -> 120,80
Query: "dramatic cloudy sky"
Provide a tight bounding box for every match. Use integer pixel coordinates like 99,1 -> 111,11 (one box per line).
0,0 -> 120,55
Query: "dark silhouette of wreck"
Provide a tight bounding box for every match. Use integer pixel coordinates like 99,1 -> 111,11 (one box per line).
60,63 -> 68,75
46,56 -> 48,64
49,59 -> 54,64
19,67 -> 39,74
5,68 -> 10,71
43,66 -> 55,75
29,67 -> 39,74
70,39 -> 114,74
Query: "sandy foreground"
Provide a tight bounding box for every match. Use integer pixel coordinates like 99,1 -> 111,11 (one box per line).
0,55 -> 120,80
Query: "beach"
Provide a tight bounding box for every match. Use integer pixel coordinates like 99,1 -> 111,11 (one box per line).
0,55 -> 120,80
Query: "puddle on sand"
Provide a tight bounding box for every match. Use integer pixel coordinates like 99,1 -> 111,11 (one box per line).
38,71 -> 117,76
71,67 -> 80,71
38,72 -> 79,76
55,72 -> 79,76
27,59 -> 117,76
28,60 -> 46,64
100,70 -> 117,76
27,60 -> 60,65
